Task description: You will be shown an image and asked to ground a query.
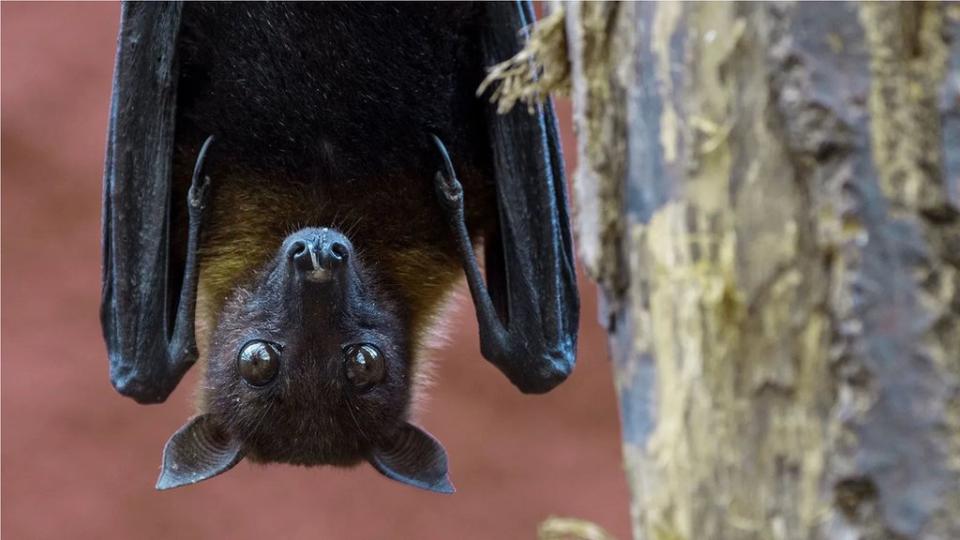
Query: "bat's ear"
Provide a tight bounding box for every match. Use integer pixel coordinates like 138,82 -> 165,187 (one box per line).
156,414 -> 245,490
368,423 -> 454,494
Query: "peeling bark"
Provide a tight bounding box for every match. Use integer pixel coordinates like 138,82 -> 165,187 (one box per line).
567,2 -> 960,539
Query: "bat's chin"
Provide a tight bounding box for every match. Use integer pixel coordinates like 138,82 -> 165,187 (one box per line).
245,441 -> 367,468
236,418 -> 374,468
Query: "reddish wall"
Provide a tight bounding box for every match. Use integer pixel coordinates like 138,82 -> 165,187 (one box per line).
0,4 -> 631,539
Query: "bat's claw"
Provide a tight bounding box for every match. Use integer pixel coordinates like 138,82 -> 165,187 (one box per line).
430,134 -> 464,211
188,176 -> 211,209
187,135 -> 216,210
434,170 -> 463,208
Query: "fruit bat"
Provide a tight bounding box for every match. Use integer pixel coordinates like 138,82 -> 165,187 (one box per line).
101,1 -> 578,494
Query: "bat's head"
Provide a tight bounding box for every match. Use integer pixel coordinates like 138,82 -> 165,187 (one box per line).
157,227 -> 452,493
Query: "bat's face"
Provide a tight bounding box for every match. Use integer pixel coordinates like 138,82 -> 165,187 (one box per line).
206,227 -> 409,464
157,227 -> 452,492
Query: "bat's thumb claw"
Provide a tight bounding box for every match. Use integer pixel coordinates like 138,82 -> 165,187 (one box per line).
429,134 -> 464,209
187,176 -> 211,209
434,171 -> 463,207
187,134 -> 216,209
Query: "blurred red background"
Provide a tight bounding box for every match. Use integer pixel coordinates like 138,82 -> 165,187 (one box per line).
1,4 -> 630,539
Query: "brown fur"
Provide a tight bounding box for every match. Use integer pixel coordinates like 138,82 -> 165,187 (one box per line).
191,162 -> 495,410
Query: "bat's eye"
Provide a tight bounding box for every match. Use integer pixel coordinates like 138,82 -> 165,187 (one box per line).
342,344 -> 385,392
237,340 -> 282,386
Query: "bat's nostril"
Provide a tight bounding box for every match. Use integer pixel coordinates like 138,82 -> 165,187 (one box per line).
287,240 -> 309,261
329,241 -> 348,262
289,240 -> 317,275
315,241 -> 347,271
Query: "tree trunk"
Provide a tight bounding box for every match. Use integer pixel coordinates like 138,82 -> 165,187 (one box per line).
566,2 -> 960,538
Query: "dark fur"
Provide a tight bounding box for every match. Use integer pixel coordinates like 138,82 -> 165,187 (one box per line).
176,2 -> 488,178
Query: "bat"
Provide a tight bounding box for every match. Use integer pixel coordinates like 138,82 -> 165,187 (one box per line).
101,1 -> 578,493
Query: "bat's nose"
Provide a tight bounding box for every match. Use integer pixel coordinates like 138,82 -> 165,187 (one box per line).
286,228 -> 350,282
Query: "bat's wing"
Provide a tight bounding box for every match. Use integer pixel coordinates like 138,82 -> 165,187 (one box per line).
433,1 -> 578,393
101,3 -> 209,404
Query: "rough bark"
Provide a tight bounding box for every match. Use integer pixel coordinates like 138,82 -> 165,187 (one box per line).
567,2 -> 960,539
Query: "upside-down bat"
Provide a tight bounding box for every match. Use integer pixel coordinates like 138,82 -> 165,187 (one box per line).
101,1 -> 578,493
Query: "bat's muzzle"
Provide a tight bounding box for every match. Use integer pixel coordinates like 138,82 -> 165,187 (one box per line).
286,228 -> 351,283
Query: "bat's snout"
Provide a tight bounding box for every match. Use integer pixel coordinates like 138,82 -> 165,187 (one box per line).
286,228 -> 351,283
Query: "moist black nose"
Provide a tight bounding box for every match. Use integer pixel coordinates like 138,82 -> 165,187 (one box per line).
286,231 -> 350,278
